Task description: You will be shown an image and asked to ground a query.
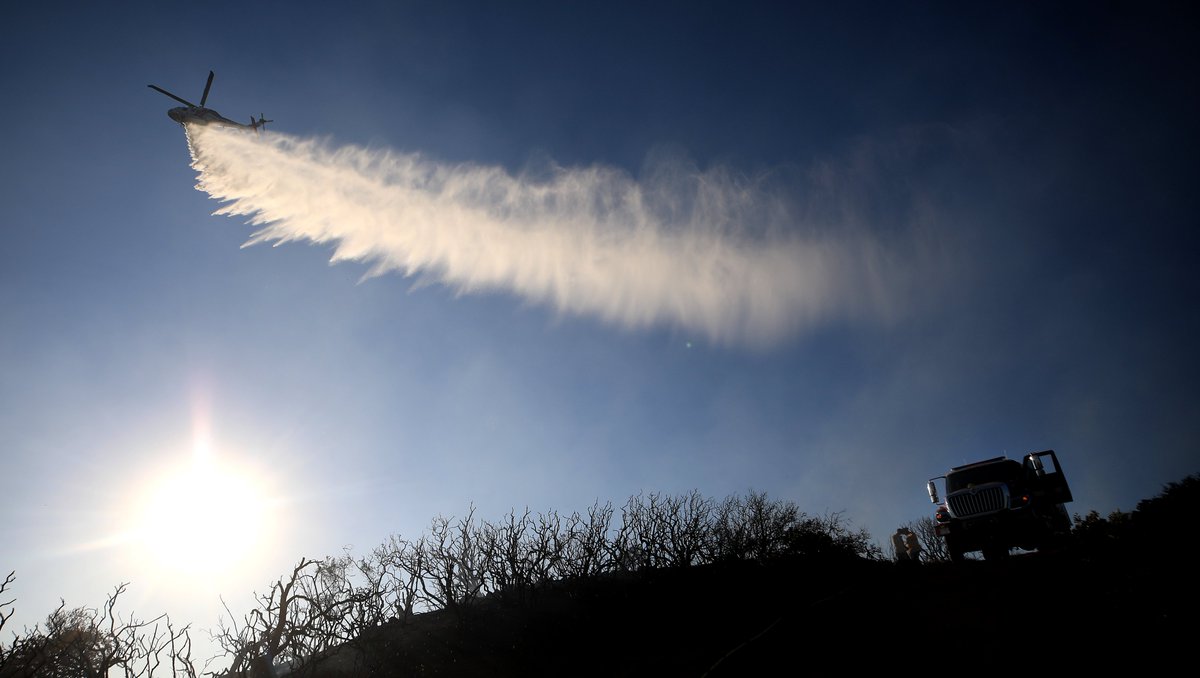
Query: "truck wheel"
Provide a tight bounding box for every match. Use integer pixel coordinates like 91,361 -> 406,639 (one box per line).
1052,503 -> 1072,533
982,545 -> 1009,562
947,539 -> 966,563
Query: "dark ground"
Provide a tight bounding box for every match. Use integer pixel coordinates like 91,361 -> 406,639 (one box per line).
295,545 -> 1191,676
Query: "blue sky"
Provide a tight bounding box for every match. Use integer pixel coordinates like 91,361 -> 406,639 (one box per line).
2,0 -> 1196,648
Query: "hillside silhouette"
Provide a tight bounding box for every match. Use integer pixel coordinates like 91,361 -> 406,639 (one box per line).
291,548 -> 1189,676
2,480 -> 1195,676
261,479 -> 1198,676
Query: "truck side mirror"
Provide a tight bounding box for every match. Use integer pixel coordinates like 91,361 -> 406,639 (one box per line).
927,480 -> 940,504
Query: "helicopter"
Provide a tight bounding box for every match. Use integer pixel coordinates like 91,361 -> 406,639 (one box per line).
148,71 -> 272,131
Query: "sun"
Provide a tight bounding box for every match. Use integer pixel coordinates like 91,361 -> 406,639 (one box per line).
134,447 -> 273,577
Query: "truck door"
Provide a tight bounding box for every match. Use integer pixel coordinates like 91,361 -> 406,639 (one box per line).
1024,450 -> 1073,505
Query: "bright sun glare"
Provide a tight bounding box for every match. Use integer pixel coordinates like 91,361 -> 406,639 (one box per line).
134,440 -> 272,576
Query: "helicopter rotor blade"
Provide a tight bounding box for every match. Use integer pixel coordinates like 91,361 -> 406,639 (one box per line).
148,84 -> 197,108
200,71 -> 214,107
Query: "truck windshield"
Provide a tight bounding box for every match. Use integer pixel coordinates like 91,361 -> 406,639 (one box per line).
947,460 -> 1022,493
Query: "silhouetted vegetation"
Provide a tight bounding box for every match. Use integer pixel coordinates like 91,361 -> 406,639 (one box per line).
1072,473 -> 1200,558
212,490 -> 876,674
0,576 -> 197,678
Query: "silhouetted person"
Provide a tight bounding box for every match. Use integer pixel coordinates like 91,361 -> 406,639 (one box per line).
892,529 -> 909,562
905,531 -> 922,563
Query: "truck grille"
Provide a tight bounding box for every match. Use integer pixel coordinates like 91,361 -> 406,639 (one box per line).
948,485 -> 1007,518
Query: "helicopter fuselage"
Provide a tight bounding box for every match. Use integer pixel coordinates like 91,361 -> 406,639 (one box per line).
167,105 -> 249,128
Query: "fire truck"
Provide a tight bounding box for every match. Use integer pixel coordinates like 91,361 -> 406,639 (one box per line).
927,450 -> 1073,561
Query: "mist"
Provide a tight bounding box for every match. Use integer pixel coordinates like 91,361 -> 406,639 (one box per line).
186,125 -> 903,346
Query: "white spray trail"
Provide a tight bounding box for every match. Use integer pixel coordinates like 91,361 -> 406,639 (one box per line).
186,124 -> 896,346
